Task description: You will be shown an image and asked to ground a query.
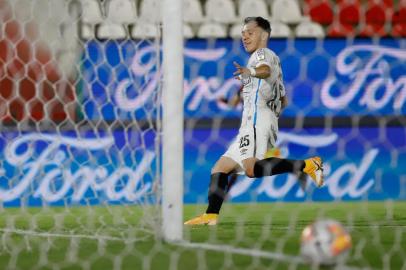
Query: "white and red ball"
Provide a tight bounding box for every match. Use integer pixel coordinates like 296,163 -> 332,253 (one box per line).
300,219 -> 352,265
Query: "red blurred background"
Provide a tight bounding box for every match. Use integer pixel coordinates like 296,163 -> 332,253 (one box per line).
0,0 -> 76,124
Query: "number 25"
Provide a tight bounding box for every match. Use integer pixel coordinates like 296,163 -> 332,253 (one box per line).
239,135 -> 250,148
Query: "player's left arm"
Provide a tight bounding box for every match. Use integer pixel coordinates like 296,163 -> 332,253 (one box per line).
281,95 -> 288,109
218,84 -> 243,107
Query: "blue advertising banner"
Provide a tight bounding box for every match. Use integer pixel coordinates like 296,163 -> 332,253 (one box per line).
0,130 -> 157,207
185,127 -> 406,203
0,127 -> 404,206
80,39 -> 406,120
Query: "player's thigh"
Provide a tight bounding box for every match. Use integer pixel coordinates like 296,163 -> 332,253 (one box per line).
238,128 -> 255,160
241,127 -> 270,177
211,156 -> 239,174
255,127 -> 271,160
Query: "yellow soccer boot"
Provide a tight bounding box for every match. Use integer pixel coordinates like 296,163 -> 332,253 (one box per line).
303,156 -> 324,187
184,213 -> 218,226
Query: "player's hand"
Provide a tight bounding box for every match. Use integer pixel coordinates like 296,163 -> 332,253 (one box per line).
233,61 -> 250,79
218,97 -> 229,104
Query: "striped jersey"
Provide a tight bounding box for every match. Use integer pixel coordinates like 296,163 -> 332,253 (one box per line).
239,47 -> 286,128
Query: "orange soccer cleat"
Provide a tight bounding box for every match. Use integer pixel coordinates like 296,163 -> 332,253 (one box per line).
303,156 -> 324,187
184,213 -> 218,226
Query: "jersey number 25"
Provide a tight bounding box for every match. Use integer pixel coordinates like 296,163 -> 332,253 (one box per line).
239,135 -> 250,148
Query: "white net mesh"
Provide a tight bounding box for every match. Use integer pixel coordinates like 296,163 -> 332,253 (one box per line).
0,1 -> 163,268
0,0 -> 405,269
182,34 -> 405,269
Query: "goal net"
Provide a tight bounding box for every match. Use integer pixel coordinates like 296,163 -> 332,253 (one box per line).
0,0 -> 405,269
0,0 -> 166,268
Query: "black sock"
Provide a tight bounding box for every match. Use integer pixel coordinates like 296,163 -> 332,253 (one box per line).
227,174 -> 239,192
253,157 -> 305,178
206,172 -> 229,214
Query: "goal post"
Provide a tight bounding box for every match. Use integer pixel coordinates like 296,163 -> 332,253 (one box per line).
162,0 -> 184,242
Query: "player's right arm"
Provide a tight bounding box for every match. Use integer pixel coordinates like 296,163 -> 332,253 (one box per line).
233,61 -> 271,79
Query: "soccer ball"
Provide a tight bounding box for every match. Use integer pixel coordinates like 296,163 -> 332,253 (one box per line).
300,219 -> 352,265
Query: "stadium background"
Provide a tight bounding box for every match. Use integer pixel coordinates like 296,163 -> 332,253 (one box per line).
0,0 -> 404,207
0,1 -> 405,269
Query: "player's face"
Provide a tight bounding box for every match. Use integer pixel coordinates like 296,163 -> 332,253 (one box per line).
241,21 -> 264,53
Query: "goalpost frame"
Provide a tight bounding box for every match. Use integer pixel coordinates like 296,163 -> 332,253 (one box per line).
162,0 -> 184,241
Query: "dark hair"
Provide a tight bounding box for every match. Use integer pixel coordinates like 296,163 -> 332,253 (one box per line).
244,17 -> 271,34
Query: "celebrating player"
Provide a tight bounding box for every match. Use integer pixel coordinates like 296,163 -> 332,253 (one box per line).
184,17 -> 324,226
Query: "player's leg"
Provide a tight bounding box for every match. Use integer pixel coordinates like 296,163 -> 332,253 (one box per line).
245,127 -> 305,178
241,157 -> 258,177
241,125 -> 276,178
253,157 -> 323,187
242,155 -> 323,187
265,147 -> 308,190
241,124 -> 324,186
206,156 -> 239,214
184,146 -> 240,226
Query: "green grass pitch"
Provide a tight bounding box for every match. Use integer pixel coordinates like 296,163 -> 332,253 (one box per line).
0,201 -> 404,270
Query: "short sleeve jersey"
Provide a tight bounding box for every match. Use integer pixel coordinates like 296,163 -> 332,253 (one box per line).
239,48 -> 286,128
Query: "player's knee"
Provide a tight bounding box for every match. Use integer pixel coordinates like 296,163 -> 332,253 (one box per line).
245,167 -> 255,178
211,163 -> 221,174
211,167 -> 227,174
242,158 -> 257,178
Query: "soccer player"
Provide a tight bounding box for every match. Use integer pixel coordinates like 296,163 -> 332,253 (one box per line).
184,17 -> 323,226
